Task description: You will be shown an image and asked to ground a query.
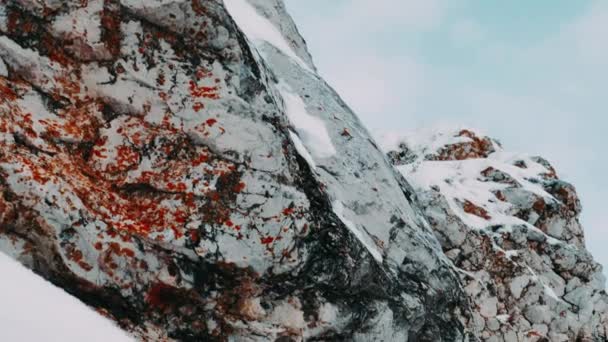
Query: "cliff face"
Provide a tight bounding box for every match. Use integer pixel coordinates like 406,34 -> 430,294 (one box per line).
0,1 -> 467,340
384,128 -> 608,341
0,1 -> 606,341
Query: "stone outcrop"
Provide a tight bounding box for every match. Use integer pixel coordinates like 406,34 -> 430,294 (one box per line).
0,1 -> 606,341
385,128 -> 608,341
0,1 -> 467,340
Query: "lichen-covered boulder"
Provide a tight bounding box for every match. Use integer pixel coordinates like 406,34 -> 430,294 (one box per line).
0,1 -> 468,340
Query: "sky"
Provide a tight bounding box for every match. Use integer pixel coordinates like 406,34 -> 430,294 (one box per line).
285,0 -> 608,272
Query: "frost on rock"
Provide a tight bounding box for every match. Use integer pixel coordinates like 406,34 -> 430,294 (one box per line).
385,127 -> 608,341
223,0 -> 314,73
288,130 -> 315,170
332,201 -> 383,263
0,1 -> 468,341
279,84 -> 336,159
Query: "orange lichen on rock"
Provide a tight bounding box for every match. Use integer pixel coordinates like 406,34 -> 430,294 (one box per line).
462,200 -> 491,220
189,69 -> 221,101
43,102 -> 101,142
260,236 -> 274,245
5,147 -> 193,240
433,130 -> 496,161
100,0 -> 122,57
0,80 -> 18,103
110,145 -> 141,173
145,283 -> 190,312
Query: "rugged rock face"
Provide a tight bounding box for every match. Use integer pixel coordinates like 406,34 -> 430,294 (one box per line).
0,1 -> 469,341
1,1 -> 606,341
384,128 -> 608,341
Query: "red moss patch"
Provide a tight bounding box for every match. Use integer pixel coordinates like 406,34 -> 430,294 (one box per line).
260,236 -> 274,245
433,130 -> 495,161
146,283 -> 178,308
463,200 -> 491,220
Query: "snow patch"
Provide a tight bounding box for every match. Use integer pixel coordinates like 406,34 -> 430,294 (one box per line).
223,0 -> 313,73
289,130 -> 316,170
279,85 -> 336,159
496,314 -> 511,324
393,134 -> 557,230
396,160 -> 518,229
269,298 -> 305,330
0,57 -> 6,77
379,126 -> 478,158
333,201 -> 383,263
0,36 -> 40,70
0,252 -> 132,342
318,303 -> 339,323
543,284 -> 561,301
52,0 -> 103,45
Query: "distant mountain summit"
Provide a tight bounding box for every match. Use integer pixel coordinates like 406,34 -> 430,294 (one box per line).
0,1 -> 605,341
384,127 -> 608,341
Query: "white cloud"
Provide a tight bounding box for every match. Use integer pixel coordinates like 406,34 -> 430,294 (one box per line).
456,86 -> 587,167
285,0 -> 450,51
321,54 -> 427,129
285,0 -> 443,131
344,0 -> 446,32
568,1 -> 608,65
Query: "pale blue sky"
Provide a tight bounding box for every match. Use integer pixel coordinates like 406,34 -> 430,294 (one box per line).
285,0 -> 608,270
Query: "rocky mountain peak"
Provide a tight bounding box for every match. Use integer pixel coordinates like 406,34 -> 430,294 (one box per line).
385,127 -> 607,341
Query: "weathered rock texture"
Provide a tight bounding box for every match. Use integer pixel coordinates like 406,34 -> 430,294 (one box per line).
0,1 -> 606,341
0,0 -> 468,341
385,128 -> 608,341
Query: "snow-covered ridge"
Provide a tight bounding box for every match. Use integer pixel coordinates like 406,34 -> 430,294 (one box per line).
224,0 -> 409,272
384,127 -> 607,341
387,128 -> 560,231
223,0 -> 313,73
